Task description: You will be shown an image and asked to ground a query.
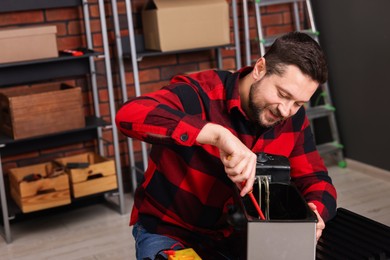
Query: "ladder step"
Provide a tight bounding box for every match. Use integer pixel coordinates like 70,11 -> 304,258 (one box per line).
317,142 -> 344,156
259,29 -> 319,47
306,105 -> 335,120
256,0 -> 306,6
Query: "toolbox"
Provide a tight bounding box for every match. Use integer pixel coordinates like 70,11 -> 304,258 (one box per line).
0,83 -> 85,140
54,152 -> 117,198
9,162 -> 71,213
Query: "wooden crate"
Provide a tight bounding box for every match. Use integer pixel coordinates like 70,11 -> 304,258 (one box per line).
0,83 -> 85,140
54,152 -> 117,198
9,162 -> 71,213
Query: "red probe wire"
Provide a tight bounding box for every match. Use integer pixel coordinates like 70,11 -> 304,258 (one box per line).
247,190 -> 266,220
241,179 -> 266,220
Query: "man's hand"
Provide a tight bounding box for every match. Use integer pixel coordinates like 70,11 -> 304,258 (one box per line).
196,123 -> 257,196
308,202 -> 325,241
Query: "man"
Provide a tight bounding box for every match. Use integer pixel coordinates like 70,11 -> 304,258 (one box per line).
116,32 -> 337,259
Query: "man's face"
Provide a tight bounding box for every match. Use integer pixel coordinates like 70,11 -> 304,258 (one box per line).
248,65 -> 318,127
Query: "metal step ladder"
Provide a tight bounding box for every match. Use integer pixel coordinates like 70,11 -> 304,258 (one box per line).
243,0 -> 346,167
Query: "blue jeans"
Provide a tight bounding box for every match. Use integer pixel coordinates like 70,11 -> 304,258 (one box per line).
132,222 -> 185,260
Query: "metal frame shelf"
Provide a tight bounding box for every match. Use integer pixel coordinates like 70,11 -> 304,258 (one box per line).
0,0 -> 81,13
0,50 -> 101,87
0,0 -> 125,243
0,116 -> 107,156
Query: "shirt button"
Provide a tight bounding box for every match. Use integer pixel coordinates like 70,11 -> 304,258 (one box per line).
180,133 -> 189,142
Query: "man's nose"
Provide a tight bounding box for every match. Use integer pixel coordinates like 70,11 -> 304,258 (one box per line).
278,101 -> 293,118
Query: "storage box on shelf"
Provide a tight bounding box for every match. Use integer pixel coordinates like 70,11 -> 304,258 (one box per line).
0,83 -> 85,140
55,152 -> 117,198
8,162 -> 71,213
0,25 -> 58,64
142,0 -> 230,52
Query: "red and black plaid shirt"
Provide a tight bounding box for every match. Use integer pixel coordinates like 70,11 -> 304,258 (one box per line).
116,67 -> 337,245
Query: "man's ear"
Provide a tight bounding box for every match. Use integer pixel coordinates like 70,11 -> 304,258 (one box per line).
253,57 -> 267,80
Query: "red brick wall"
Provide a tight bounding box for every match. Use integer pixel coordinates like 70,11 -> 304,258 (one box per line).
0,0 -> 301,184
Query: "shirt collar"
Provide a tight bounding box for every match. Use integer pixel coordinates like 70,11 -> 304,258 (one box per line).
226,66 -> 253,115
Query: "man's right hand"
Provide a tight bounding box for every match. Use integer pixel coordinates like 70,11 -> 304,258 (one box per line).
196,123 -> 257,196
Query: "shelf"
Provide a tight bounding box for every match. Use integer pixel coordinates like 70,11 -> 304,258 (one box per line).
0,0 -> 125,244
0,49 -> 101,87
121,35 -> 234,60
257,0 -> 305,6
0,116 -> 108,157
0,0 -> 82,13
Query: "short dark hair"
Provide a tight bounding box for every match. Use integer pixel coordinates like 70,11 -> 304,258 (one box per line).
263,32 -> 328,84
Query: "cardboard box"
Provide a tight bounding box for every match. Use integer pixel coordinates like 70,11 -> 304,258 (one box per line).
0,25 -> 58,64
54,152 -> 117,198
9,162 -> 71,213
142,0 -> 230,52
0,83 -> 85,140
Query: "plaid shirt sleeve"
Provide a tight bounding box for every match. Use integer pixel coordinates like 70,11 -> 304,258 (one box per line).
289,109 -> 337,222
115,83 -> 208,147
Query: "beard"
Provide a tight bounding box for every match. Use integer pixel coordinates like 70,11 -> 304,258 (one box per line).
247,82 -> 284,128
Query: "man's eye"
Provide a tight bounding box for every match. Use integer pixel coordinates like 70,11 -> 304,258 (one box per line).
278,92 -> 287,98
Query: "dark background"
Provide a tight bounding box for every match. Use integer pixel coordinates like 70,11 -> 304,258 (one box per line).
312,0 -> 390,170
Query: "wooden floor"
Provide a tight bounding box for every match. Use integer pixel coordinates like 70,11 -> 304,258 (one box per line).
1,158 -> 389,259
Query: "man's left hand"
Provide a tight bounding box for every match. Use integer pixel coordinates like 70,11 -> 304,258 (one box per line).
308,202 -> 325,242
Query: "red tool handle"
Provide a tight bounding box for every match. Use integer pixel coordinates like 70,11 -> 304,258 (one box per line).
62,49 -> 84,56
